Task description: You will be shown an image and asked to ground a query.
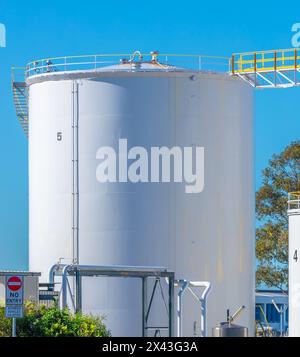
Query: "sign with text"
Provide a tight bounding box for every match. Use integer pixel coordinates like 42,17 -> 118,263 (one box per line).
5,275 -> 24,306
5,305 -> 24,318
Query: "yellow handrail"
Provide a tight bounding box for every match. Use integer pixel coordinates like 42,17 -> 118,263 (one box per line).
233,47 -> 299,56
232,48 -> 299,74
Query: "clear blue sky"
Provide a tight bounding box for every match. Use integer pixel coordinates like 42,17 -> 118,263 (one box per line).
0,1 -> 299,270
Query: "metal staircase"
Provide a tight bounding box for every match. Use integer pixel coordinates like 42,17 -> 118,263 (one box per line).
12,81 -> 28,137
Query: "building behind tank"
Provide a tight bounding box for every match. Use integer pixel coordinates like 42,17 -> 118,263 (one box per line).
14,51 -> 255,336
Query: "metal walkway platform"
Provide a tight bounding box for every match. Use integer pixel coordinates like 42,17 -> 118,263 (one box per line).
231,48 -> 300,88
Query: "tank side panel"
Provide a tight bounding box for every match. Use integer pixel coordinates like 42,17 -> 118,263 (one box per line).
77,75 -> 254,336
289,211 -> 300,337
29,81 -> 73,277
173,75 -> 255,336
78,77 -> 172,336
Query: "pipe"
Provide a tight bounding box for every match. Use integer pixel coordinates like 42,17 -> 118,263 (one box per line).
272,299 -> 284,337
166,278 -> 212,337
61,265 -> 71,309
48,263 -> 69,284
51,264 -> 169,312
66,264 -> 168,274
129,50 -> 143,62
230,305 -> 245,323
177,280 -> 189,337
189,281 -> 211,337
48,263 -> 67,284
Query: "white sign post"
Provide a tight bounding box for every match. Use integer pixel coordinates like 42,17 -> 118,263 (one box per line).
5,275 -> 24,337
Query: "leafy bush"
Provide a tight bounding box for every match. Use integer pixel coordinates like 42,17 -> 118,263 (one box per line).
0,302 -> 110,337
0,302 -> 11,337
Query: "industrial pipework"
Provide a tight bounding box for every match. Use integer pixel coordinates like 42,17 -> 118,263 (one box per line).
175,280 -> 211,337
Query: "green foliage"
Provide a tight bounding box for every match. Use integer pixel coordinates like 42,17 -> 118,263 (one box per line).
0,302 -> 12,337
0,302 -> 110,337
256,141 -> 300,289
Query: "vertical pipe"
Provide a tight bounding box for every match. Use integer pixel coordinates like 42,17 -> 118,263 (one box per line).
48,264 -> 59,284
169,274 -> 174,337
142,277 -> 147,337
62,279 -> 67,309
284,306 -> 287,335
177,289 -> 182,337
61,266 -> 69,309
177,280 -> 188,337
280,308 -> 283,337
199,282 -> 211,337
200,299 -> 206,337
72,81 -> 79,265
75,270 -> 82,313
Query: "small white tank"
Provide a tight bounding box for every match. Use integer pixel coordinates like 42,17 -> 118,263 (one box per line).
27,54 -> 255,336
288,192 -> 300,337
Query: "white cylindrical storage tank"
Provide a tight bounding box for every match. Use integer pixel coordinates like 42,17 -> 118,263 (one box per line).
27,56 -> 255,336
288,192 -> 300,337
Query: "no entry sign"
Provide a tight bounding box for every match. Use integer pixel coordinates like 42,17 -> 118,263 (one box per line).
7,276 -> 22,291
5,275 -> 24,305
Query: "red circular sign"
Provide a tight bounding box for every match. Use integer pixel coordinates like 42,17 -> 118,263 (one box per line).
7,276 -> 22,291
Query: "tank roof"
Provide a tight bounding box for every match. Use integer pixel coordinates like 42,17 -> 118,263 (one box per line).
97,61 -> 184,71
23,51 -> 231,85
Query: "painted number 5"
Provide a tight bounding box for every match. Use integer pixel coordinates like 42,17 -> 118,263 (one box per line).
57,132 -> 62,141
